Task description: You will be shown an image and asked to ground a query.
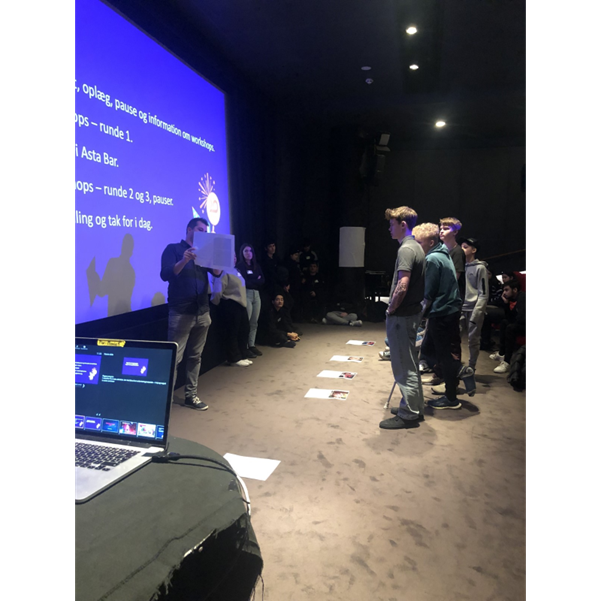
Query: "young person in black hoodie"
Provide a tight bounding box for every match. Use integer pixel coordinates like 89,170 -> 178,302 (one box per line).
301,261 -> 327,323
299,238 -> 319,275
480,269 -> 505,351
284,246 -> 303,321
492,278 -> 526,374
262,239 -> 279,295
258,291 -> 299,348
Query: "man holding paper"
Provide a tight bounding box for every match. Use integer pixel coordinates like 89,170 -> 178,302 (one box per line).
160,218 -> 222,411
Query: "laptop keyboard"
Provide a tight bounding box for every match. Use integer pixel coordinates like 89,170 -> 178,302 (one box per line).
76,442 -> 140,471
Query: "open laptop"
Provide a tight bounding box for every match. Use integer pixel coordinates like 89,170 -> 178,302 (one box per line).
75,337 -> 177,503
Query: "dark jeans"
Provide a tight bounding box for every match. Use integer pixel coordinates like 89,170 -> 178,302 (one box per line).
480,305 -> 505,349
421,316 -> 462,383
499,319 -> 525,364
219,299 -> 250,363
426,312 -> 463,402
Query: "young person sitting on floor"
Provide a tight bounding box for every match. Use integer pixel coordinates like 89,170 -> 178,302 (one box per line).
491,278 -> 526,374
257,291 -> 300,348
322,296 -> 364,327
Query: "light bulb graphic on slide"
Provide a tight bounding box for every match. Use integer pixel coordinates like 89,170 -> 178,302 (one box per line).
198,174 -> 220,227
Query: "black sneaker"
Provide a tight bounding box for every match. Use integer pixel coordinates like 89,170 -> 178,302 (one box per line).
184,396 -> 208,411
244,349 -> 257,359
389,407 -> 425,421
379,415 -> 423,429
284,340 -> 296,348
427,396 -> 461,410
249,346 -> 262,356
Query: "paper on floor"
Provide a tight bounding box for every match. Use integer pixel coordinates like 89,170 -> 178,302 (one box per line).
317,370 -> 357,380
346,340 -> 376,346
330,355 -> 364,362
223,453 -> 281,481
305,388 -> 349,400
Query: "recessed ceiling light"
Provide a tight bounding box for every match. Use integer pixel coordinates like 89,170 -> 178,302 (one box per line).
406,26 -> 417,35
361,66 -> 372,71
365,78 -> 374,85
409,64 -> 419,70
435,121 -> 446,128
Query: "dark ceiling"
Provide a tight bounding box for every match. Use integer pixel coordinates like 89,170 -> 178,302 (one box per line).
166,0 -> 525,144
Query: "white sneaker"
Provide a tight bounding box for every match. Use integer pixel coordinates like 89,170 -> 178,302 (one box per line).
349,320 -> 363,327
233,359 -> 251,367
489,352 -> 504,362
494,361 -> 510,373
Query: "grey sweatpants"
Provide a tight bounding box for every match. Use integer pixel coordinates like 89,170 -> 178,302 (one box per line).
460,309 -> 485,369
386,313 -> 424,417
325,311 -> 357,325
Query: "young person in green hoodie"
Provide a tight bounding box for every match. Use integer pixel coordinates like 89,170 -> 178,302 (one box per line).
413,223 -> 474,410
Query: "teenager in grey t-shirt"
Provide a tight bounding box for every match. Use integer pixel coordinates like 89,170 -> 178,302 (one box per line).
388,236 -> 425,317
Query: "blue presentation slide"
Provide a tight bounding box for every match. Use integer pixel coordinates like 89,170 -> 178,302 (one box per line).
75,0 -> 230,324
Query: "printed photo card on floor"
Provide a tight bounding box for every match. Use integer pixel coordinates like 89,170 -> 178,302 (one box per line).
317,370 -> 357,380
305,388 -> 349,400
330,355 -> 364,362
346,340 -> 376,346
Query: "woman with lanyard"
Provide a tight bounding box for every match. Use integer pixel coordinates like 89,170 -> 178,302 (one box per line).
236,243 -> 265,357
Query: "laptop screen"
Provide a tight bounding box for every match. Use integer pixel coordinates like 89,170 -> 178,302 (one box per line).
75,338 -> 177,447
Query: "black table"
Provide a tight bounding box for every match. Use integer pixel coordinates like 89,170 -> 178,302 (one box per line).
76,437 -> 262,601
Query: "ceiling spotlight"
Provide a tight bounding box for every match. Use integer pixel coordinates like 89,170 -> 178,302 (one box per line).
435,121 -> 446,128
409,64 -> 419,70
365,78 -> 374,85
406,26 -> 417,35
361,66 -> 372,71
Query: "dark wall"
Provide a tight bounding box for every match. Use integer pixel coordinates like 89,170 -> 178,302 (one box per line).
363,145 -> 526,276
301,130 -> 526,301
228,104 -> 331,265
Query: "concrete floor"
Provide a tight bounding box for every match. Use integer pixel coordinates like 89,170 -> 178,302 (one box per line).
170,321 -> 525,601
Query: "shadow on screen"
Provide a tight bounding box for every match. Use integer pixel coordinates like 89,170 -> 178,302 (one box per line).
86,233 -> 136,317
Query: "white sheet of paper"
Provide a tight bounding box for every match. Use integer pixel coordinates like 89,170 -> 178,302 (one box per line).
330,355 -> 364,362
317,370 -> 357,380
346,340 -> 376,346
305,388 -> 349,400
193,231 -> 235,271
223,453 -> 281,481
